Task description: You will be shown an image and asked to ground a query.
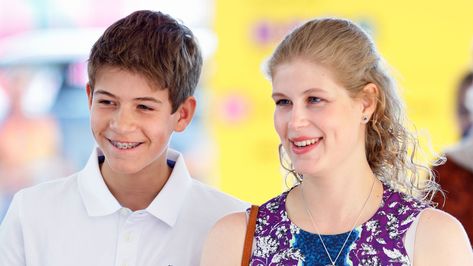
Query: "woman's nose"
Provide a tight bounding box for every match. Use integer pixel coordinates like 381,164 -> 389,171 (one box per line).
288,106 -> 309,130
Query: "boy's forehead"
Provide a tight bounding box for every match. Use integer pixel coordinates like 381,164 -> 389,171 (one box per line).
94,65 -> 166,92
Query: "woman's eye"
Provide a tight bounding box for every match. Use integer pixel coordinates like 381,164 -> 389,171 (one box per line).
308,97 -> 322,103
137,104 -> 154,111
275,99 -> 291,106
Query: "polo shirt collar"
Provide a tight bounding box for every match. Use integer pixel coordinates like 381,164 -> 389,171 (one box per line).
77,147 -> 193,226
146,148 -> 192,227
77,147 -> 121,216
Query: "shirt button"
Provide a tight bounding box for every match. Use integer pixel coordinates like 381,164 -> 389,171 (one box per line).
124,232 -> 134,242
122,259 -> 129,266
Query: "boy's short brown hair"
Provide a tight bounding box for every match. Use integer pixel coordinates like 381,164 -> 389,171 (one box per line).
87,10 -> 202,113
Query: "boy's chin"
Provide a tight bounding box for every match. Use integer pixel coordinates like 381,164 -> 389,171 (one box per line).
104,162 -> 144,176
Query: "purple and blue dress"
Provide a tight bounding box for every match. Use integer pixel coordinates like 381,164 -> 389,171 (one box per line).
248,184 -> 428,266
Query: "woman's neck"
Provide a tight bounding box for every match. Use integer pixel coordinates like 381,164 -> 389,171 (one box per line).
286,161 -> 383,234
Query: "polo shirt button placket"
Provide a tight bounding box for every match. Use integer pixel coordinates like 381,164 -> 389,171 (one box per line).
124,232 -> 134,242
121,208 -> 131,216
116,209 -> 141,266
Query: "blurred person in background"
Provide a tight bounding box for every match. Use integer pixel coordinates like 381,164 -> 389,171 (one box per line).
0,67 -> 62,219
202,18 -> 472,266
433,70 -> 473,245
0,10 -> 247,266
455,71 -> 473,138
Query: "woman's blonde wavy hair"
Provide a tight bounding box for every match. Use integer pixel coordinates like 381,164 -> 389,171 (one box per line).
268,18 -> 443,204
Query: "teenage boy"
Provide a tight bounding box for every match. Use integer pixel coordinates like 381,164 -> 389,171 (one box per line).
0,10 -> 248,266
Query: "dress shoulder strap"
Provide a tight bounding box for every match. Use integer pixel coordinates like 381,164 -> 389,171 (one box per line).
241,205 -> 259,266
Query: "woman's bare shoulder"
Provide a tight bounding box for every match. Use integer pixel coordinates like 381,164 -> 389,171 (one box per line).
200,211 -> 249,266
414,208 -> 473,265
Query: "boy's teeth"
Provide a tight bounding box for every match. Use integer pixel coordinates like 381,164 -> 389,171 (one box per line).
112,141 -> 140,149
294,138 -> 319,147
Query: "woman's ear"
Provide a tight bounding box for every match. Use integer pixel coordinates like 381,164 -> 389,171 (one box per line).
360,83 -> 379,121
174,96 -> 197,132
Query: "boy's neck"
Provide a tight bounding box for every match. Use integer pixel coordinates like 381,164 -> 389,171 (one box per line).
100,160 -> 173,211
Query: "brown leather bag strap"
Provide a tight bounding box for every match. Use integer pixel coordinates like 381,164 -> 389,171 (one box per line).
241,205 -> 259,266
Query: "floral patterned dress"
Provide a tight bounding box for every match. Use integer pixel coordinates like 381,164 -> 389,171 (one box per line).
248,184 -> 428,266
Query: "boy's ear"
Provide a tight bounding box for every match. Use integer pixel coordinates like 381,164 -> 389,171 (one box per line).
174,96 -> 197,132
86,83 -> 93,109
360,83 -> 379,119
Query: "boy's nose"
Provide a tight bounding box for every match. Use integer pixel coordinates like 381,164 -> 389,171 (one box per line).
109,109 -> 136,133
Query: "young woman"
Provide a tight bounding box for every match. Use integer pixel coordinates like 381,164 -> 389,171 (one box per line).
201,18 -> 473,265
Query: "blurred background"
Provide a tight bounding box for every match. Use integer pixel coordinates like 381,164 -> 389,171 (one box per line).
1,0 -> 473,222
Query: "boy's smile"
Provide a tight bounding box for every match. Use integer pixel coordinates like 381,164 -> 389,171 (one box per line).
86,66 -> 181,177
107,139 -> 143,150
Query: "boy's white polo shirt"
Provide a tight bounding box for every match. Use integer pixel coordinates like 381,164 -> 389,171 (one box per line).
0,147 -> 248,266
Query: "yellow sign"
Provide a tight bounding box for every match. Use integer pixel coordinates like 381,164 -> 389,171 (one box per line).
211,0 -> 473,204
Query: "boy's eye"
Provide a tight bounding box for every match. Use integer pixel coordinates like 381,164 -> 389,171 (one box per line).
98,99 -> 114,105
137,104 -> 154,111
275,99 -> 291,106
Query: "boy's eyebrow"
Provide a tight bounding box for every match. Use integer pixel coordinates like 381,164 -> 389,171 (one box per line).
94,90 -> 116,98
94,90 -> 162,104
134,97 -> 163,104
